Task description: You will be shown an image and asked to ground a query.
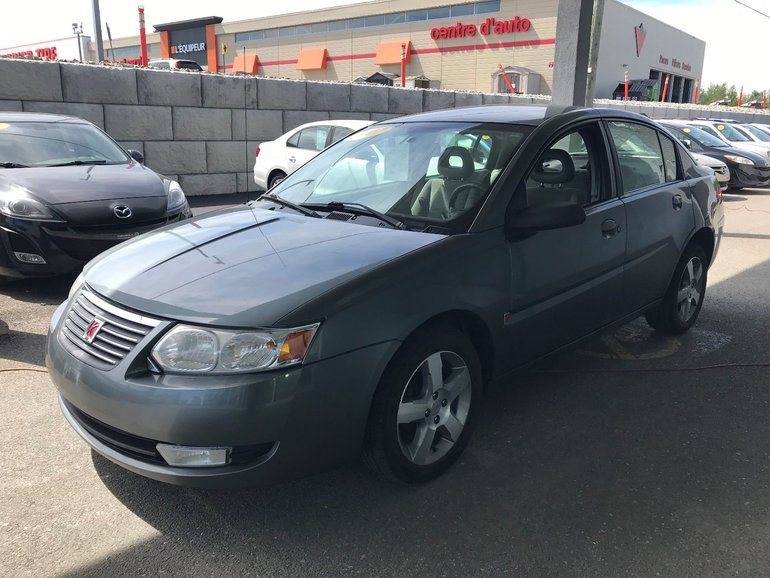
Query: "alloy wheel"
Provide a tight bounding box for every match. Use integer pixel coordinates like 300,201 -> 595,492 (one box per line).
676,256 -> 704,323
396,351 -> 472,466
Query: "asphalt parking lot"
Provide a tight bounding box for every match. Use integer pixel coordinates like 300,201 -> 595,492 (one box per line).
1,190 -> 769,577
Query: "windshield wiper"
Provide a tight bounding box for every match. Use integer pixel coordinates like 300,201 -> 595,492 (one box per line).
45,160 -> 109,167
0,161 -> 29,168
259,193 -> 321,218
306,201 -> 406,230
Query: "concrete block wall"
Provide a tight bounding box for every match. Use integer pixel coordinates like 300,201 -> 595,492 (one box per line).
2,58 -> 770,195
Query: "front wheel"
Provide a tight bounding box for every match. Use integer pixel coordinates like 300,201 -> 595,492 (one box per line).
363,325 -> 482,483
268,171 -> 286,189
645,244 -> 708,335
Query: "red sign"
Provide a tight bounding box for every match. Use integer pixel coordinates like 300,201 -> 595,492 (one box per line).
1,46 -> 58,59
430,16 -> 532,40
634,23 -> 647,57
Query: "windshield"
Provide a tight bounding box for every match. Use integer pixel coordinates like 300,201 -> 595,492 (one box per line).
741,125 -> 770,142
690,124 -> 730,146
0,121 -> 130,167
268,121 -> 530,228
673,125 -> 729,148
713,122 -> 751,142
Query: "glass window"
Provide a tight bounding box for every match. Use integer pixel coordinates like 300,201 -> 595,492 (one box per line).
311,22 -> 328,34
328,20 -> 348,32
608,121 -> 666,194
695,124 -> 726,142
451,4 -> 476,17
406,9 -> 428,22
263,29 -> 278,39
349,17 -> 367,29
270,122 -> 530,225
525,128 -> 598,207
278,26 -> 296,37
658,133 -> 679,182
295,25 -> 312,36
715,122 -> 751,142
365,15 -> 385,27
297,127 -> 331,151
332,127 -> 355,142
385,13 -> 406,24
428,7 -> 451,19
742,125 -> 770,142
234,32 -> 249,43
475,0 -> 501,14
0,121 -> 129,167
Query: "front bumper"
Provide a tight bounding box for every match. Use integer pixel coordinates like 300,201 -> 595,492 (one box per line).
46,298 -> 398,488
0,207 -> 192,279
728,164 -> 770,189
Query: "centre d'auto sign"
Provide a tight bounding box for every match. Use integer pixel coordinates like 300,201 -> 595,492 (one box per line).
430,16 -> 532,40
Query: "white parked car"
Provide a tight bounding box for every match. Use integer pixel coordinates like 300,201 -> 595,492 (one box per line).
253,120 -> 373,190
687,120 -> 770,157
147,58 -> 203,71
690,152 -> 730,191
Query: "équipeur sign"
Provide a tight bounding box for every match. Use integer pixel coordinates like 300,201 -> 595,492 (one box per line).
430,16 -> 532,40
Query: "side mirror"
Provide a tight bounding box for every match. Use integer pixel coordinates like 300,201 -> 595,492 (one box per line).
682,138 -> 692,150
506,201 -> 586,239
128,149 -> 144,163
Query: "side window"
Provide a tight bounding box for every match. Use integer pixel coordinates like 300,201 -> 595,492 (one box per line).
607,121 -> 665,194
331,127 -> 354,143
658,133 -> 680,182
524,123 -> 606,208
286,131 -> 300,148
296,126 -> 331,151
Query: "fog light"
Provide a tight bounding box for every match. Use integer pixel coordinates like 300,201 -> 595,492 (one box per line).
14,252 -> 46,264
156,443 -> 230,467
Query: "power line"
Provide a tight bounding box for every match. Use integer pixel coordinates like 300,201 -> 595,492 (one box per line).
734,0 -> 770,19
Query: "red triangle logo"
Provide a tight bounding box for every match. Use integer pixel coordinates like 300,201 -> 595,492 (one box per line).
635,24 -> 647,57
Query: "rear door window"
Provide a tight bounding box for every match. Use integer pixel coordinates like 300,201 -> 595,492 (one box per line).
607,121 -> 666,194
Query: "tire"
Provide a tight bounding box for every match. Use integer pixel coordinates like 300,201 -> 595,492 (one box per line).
645,244 -> 708,335
268,171 -> 286,189
363,325 -> 483,483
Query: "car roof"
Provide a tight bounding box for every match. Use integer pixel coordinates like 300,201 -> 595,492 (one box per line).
289,119 -> 374,131
0,111 -> 88,124
378,104 -> 654,126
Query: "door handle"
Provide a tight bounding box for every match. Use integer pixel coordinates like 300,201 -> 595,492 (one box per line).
289,156 -> 296,163
601,219 -> 620,238
672,194 -> 683,209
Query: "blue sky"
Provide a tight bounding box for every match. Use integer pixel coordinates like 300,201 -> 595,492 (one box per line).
3,0 -> 768,91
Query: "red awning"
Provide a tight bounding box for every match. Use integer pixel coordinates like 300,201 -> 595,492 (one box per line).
232,53 -> 259,74
374,40 -> 411,65
297,47 -> 328,70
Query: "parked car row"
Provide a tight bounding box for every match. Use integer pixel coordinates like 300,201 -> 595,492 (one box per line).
655,118 -> 770,190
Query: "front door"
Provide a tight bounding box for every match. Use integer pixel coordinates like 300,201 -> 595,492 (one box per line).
503,121 -> 627,364
285,125 -> 332,176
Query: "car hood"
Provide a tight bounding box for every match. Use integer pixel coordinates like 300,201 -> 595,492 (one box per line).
1,162 -> 165,205
84,205 -> 445,327
690,152 -> 726,169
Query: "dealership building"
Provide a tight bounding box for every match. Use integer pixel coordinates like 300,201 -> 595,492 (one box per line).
7,0 -> 705,102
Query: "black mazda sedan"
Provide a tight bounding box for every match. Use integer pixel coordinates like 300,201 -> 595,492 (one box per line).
658,119 -> 770,190
47,106 -> 724,488
0,113 -> 192,279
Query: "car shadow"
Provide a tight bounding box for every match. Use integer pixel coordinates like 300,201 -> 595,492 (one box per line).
0,273 -> 76,305
722,194 -> 747,202
0,329 -> 48,367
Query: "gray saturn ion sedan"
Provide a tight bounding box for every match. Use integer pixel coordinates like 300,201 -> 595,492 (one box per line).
47,106 -> 725,488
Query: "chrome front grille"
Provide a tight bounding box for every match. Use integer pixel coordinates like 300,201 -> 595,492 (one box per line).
60,289 -> 160,370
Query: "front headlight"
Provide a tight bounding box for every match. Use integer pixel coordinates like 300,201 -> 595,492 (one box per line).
151,323 -> 320,374
725,155 -> 754,166
167,180 -> 187,211
0,186 -> 62,221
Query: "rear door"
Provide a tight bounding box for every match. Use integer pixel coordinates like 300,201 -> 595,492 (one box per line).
605,120 -> 695,313
285,125 -> 332,175
502,121 -> 628,362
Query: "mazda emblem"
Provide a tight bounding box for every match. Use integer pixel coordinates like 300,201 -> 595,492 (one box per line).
113,205 -> 133,219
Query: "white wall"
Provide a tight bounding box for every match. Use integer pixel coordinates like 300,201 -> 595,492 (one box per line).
595,0 -> 705,100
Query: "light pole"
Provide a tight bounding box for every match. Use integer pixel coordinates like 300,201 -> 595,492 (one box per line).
72,22 -> 83,60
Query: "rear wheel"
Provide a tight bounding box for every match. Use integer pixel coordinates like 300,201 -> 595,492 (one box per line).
268,171 -> 286,189
363,325 -> 482,483
645,244 -> 708,335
